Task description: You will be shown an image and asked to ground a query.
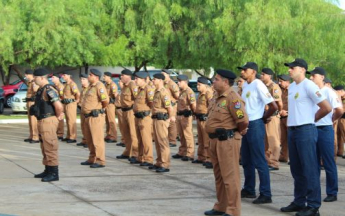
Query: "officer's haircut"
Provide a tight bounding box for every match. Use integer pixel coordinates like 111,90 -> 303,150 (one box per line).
220,76 -> 235,87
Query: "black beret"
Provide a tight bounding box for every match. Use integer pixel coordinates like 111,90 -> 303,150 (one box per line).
79,73 -> 88,78
307,67 -> 326,76
135,71 -> 149,79
90,68 -> 102,78
277,74 -> 291,81
33,68 -> 50,76
161,69 -> 171,74
324,77 -> 332,83
216,69 -> 237,80
237,62 -> 258,71
104,71 -> 112,77
153,73 -> 165,80
261,68 -> 274,75
121,69 -> 132,76
197,77 -> 209,85
334,85 -> 344,91
25,69 -> 33,75
284,58 -> 308,70
177,74 -> 189,81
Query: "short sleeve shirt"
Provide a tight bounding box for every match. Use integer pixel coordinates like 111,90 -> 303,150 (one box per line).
205,87 -> 248,133
287,78 -> 325,126
195,91 -> 212,114
241,79 -> 274,121
267,81 -> 282,102
164,79 -> 179,103
106,81 -> 118,99
26,80 -> 39,98
315,86 -> 341,126
120,81 -> 138,108
152,87 -> 171,114
54,82 -> 65,99
63,81 -> 79,99
177,87 -> 196,111
133,84 -> 154,112
81,81 -> 108,114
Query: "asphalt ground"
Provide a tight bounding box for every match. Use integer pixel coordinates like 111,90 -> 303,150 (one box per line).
0,123 -> 344,216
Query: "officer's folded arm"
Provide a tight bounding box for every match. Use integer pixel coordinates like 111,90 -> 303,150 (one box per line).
238,121 -> 249,136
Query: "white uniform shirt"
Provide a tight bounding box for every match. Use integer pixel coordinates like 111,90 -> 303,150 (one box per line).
315,86 -> 341,126
287,78 -> 325,126
241,79 -> 274,121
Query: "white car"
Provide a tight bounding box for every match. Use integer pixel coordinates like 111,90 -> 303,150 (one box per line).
11,83 -> 28,113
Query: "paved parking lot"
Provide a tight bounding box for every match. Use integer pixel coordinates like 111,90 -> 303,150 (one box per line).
0,123 -> 344,216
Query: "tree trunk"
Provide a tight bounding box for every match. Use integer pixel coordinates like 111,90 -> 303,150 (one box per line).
0,67 -> 5,85
12,65 -> 26,83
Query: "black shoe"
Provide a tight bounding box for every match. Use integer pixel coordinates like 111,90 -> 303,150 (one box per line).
140,162 -> 153,166
128,156 -> 136,161
24,138 -> 32,142
172,154 -> 183,159
204,209 -> 225,215
116,142 -> 124,146
105,139 -> 117,143
181,156 -> 193,161
192,159 -> 203,164
34,165 -> 48,178
130,159 -> 140,164
81,161 -> 93,165
41,166 -> 59,182
222,214 -> 232,216
241,189 -> 256,198
148,165 -> 159,170
62,138 -> 68,141
76,142 -> 85,146
342,155 -> 345,159
83,144 -> 88,148
30,140 -> 40,144
67,139 -> 77,143
252,194 -> 272,204
116,154 -> 130,159
196,142 -> 198,145
268,166 -> 279,171
205,162 -> 213,169
323,195 -> 337,202
169,143 -> 177,147
57,136 -> 63,140
156,167 -> 170,173
288,161 -> 290,165
90,163 -> 105,168
295,207 -> 320,216
280,202 -> 305,212
279,159 -> 288,163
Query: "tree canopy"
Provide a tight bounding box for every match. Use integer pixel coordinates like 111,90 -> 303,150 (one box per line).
0,0 -> 345,84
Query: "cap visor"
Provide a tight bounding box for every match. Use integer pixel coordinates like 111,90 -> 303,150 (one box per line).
237,66 -> 247,70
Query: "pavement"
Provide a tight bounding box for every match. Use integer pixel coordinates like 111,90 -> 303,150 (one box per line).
0,123 -> 344,216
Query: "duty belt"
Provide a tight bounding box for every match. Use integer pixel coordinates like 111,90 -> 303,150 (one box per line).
152,113 -> 169,120
121,105 -> 133,112
208,128 -> 237,141
134,111 -> 151,119
37,113 -> 54,120
84,109 -> 105,118
115,106 -> 121,109
194,113 -> 208,121
62,99 -> 75,104
177,109 -> 193,117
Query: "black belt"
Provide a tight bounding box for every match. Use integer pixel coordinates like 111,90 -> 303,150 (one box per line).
37,113 -> 54,120
116,106 -> 121,109
195,113 -> 208,121
152,113 -> 169,120
62,99 -> 75,104
288,124 -> 314,130
84,109 -> 105,118
121,106 -> 133,112
134,111 -> 151,119
208,128 -> 237,140
280,116 -> 288,119
316,125 -> 331,129
177,109 -> 192,117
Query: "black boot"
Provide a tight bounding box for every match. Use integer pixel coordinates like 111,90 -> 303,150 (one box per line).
42,166 -> 59,182
34,165 -> 48,178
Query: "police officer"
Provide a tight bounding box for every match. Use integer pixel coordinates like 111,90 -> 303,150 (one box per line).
80,69 -> 109,168
280,59 -> 331,216
103,72 -> 118,143
193,77 -> 212,164
309,67 -> 342,203
334,85 -> 345,157
238,62 -> 277,204
236,77 -> 245,96
76,73 -> 89,147
24,69 -> 39,143
277,74 -> 291,163
162,69 -> 180,147
115,77 -> 125,147
116,69 -> 139,161
32,68 -> 64,182
172,75 -> 196,161
61,72 -> 80,143
50,73 -> 65,140
204,69 -> 249,216
261,68 -> 283,171
132,72 -> 155,165
149,73 -> 175,172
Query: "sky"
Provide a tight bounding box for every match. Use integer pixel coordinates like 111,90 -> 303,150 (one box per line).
338,0 -> 345,9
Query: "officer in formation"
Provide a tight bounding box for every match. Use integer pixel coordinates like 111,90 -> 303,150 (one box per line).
103,72 -> 118,143
335,85 -> 345,158
204,69 -> 249,216
24,69 -> 39,143
32,68 -> 64,182
76,73 -> 89,147
172,75 -> 196,161
50,73 -> 65,140
260,68 -> 283,171
80,69 -> 109,168
61,72 -> 80,143
115,77 -> 126,147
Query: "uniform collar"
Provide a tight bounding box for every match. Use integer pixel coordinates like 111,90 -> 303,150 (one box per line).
217,87 -> 232,98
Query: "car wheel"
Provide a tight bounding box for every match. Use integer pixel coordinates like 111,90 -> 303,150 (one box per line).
5,95 -> 13,108
0,100 -> 4,114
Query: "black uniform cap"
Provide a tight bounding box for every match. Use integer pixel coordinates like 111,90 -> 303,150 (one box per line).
90,69 -> 102,78
33,68 -> 50,76
80,73 -> 88,78
261,68 -> 274,75
216,69 -> 237,80
334,85 -> 344,91
324,77 -> 332,83
121,69 -> 132,76
153,73 -> 165,80
277,74 -> 291,81
177,74 -> 189,81
307,67 -> 326,75
284,58 -> 308,70
25,69 -> 33,75
104,71 -> 112,77
237,62 -> 258,72
197,77 -> 209,84
135,71 -> 149,79
161,69 -> 171,74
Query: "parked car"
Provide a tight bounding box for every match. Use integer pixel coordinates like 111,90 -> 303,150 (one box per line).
11,83 -> 28,113
0,87 -> 5,114
1,79 -> 24,107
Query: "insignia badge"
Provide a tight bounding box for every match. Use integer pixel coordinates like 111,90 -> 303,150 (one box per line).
220,100 -> 226,108
294,92 -> 299,99
315,91 -> 322,98
164,96 -> 168,100
100,88 -> 104,93
246,91 -> 251,98
101,94 -> 106,100
232,99 -> 241,109
148,91 -> 154,95
274,89 -> 278,93
165,101 -> 171,106
274,95 -> 279,99
236,110 -> 244,119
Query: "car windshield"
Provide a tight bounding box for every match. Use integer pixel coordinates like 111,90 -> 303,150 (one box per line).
19,83 -> 28,91
188,82 -> 199,93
